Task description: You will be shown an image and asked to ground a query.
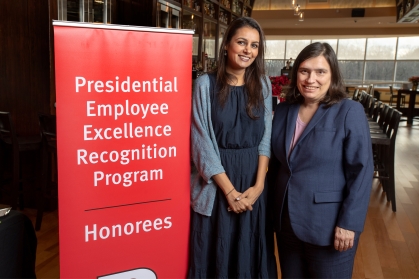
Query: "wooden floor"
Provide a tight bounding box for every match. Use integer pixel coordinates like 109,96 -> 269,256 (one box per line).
17,120 -> 419,278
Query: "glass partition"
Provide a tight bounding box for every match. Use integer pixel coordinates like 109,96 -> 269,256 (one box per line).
203,20 -> 216,59
182,12 -> 201,58
58,0 -> 114,24
157,1 -> 182,28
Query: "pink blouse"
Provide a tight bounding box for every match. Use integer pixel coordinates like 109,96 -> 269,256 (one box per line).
289,115 -> 307,157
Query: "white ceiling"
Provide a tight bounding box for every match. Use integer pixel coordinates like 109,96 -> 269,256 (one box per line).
251,0 -> 419,39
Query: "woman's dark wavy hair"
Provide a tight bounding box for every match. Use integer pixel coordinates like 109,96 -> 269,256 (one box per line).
285,42 -> 347,106
213,17 -> 268,119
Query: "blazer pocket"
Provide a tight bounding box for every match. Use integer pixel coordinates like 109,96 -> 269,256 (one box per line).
314,191 -> 343,203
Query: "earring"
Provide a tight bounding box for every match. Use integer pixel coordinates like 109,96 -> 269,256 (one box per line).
224,50 -> 227,56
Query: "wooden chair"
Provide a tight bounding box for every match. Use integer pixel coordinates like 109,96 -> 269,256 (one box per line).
352,89 -> 360,101
36,113 -> 57,231
369,104 -> 390,133
358,91 -> 369,110
371,100 -> 382,123
371,108 -> 402,212
360,92 -> 372,113
366,97 -> 377,119
366,84 -> 374,95
0,112 -> 41,209
389,85 -> 405,107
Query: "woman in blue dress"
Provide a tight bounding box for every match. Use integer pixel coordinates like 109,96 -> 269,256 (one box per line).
188,17 -> 277,278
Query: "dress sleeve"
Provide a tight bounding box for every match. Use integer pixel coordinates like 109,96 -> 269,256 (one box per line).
337,102 -> 374,232
191,75 -> 225,183
258,76 -> 272,158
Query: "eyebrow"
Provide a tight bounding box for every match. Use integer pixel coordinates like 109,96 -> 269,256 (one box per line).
299,67 -> 328,71
236,37 -> 259,44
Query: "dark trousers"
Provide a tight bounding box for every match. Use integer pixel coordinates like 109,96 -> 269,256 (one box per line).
277,198 -> 359,279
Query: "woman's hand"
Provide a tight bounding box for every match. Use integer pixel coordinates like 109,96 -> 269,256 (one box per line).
236,185 -> 264,206
227,185 -> 264,213
334,226 -> 355,252
226,189 -> 253,213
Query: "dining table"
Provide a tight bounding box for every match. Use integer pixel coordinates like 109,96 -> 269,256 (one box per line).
396,89 -> 419,125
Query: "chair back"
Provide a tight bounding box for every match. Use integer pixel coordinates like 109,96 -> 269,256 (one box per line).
382,106 -> 394,134
387,110 -> 402,142
377,104 -> 389,129
0,112 -> 18,150
367,97 -> 377,118
358,91 -> 368,107
352,89 -> 360,101
389,85 -> 394,96
38,113 -> 56,149
372,101 -> 382,122
358,90 -> 366,101
361,93 -> 371,112
366,84 -> 374,95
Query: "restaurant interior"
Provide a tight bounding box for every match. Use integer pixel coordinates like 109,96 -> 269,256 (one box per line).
1,0 -> 419,277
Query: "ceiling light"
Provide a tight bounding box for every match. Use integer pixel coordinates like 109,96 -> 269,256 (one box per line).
299,12 -> 304,21
292,2 -> 304,21
294,4 -> 300,15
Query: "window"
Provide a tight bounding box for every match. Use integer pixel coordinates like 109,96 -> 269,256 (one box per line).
366,37 -> 397,60
312,39 -> 338,54
286,40 -> 311,60
265,36 -> 419,86
266,40 -> 286,59
265,60 -> 285,76
397,37 -> 419,60
364,61 -> 395,82
337,39 -> 366,60
338,61 -> 363,83
395,61 -> 419,82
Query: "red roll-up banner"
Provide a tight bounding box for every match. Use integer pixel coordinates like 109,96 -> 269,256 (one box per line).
53,22 -> 193,278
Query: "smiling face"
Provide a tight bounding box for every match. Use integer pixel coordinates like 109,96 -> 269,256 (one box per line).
297,55 -> 332,104
225,26 -> 260,74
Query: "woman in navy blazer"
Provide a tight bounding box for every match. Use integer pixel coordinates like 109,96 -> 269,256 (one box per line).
268,42 -> 373,278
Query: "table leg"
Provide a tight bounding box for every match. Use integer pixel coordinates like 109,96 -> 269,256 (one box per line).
407,92 -> 417,125
396,91 -> 401,110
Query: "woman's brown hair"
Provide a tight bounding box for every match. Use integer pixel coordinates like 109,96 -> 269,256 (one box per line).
286,42 -> 347,106
214,17 -> 268,119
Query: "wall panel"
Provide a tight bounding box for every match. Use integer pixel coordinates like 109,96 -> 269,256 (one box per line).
0,0 -> 51,136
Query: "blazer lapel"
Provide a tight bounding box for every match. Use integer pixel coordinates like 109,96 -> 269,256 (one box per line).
285,104 -> 299,159
294,103 -> 330,149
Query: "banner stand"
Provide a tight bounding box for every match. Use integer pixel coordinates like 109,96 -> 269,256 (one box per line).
53,21 -> 193,278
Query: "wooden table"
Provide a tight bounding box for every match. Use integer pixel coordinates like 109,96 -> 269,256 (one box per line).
396,89 -> 419,125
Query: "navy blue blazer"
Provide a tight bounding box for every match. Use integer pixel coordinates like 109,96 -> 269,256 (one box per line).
268,99 -> 373,246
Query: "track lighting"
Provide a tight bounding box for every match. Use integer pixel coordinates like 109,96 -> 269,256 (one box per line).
291,1 -> 304,22
299,11 -> 304,21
